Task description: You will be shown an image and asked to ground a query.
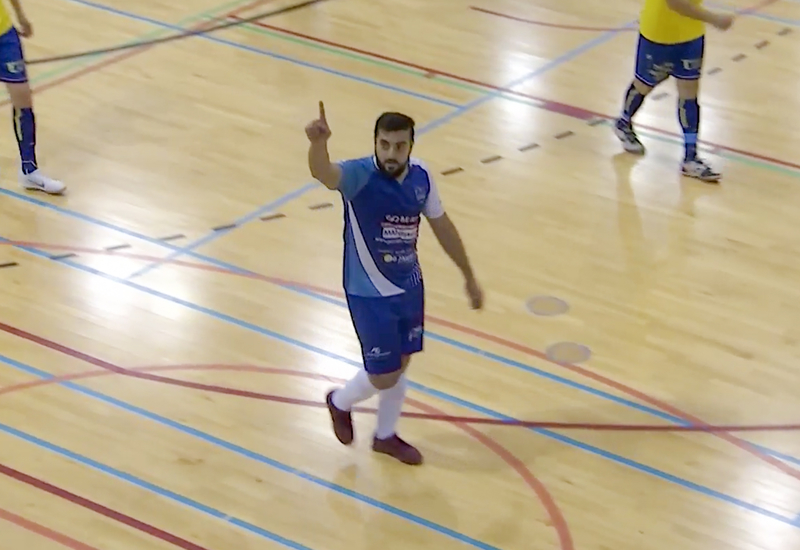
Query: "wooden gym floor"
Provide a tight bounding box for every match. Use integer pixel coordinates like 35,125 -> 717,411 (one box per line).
0,0 -> 799,548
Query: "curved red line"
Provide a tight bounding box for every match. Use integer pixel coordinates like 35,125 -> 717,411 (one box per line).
4,241 -> 800,462
0,358 -> 795,432
0,362 -> 574,550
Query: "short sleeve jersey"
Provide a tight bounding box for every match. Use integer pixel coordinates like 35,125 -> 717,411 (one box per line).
639,0 -> 705,44
336,156 -> 444,297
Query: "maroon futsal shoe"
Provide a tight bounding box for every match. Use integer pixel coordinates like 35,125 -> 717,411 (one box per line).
372,435 -> 423,465
326,390 -> 354,445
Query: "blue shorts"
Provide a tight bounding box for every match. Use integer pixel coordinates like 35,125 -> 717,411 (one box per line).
634,33 -> 704,87
346,284 -> 425,375
0,27 -> 27,83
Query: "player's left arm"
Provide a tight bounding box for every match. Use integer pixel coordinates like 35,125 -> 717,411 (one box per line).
423,179 -> 483,309
8,0 -> 32,37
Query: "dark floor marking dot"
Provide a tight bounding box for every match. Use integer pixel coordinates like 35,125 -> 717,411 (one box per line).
159,233 -> 186,242
480,155 -> 502,164
441,167 -> 464,176
50,253 -> 77,261
309,203 -> 333,210
587,117 -> 606,126
778,28 -> 792,36
545,342 -> 592,364
651,92 -> 669,100
518,142 -> 540,151
212,223 -> 237,232
755,40 -> 769,49
707,67 -> 722,75
554,130 -> 574,139
732,53 -> 746,61
105,243 -> 131,251
526,296 -> 569,316
0,262 -> 18,269
260,213 -> 286,221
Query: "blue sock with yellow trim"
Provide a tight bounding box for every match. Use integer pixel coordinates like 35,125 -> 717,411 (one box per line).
678,98 -> 699,161
14,107 -> 37,175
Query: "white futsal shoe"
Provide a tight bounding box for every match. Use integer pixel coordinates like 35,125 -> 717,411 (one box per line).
19,168 -> 66,195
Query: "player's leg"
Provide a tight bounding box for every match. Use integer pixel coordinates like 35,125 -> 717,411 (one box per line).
0,28 -> 64,194
615,33 -> 670,154
370,284 -> 425,465
673,36 -> 720,183
326,293 -> 404,444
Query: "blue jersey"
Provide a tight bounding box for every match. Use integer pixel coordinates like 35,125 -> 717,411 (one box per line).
337,156 -> 444,297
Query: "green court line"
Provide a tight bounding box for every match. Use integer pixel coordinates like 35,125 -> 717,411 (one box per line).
226,20 -> 800,179
25,2 -> 796,179
2,0 -> 256,101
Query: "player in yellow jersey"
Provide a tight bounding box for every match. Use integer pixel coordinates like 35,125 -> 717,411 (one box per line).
0,0 -> 64,193
614,0 -> 735,183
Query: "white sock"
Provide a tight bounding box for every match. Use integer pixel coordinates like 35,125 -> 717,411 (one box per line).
332,369 -> 377,410
375,374 -> 408,439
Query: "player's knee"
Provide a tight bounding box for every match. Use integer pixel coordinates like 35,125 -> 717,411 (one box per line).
367,357 -> 410,389
633,78 -> 654,96
6,82 -> 32,108
368,371 -> 402,390
675,78 -> 699,99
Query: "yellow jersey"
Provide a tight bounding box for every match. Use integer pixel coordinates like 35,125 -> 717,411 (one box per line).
639,0 -> 705,44
0,1 -> 13,35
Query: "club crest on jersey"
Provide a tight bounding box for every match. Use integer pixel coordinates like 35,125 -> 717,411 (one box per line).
414,184 -> 426,203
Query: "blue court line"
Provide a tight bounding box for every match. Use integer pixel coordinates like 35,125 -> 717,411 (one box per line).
60,0 -> 460,108
408,383 -> 800,527
2,237 -> 798,528
0,419 -> 315,550
2,185 -> 800,472
0,352 -> 500,550
417,19 -> 638,135
238,281 -> 800,470
127,183 -> 316,279
27,0 -> 800,506
53,0 -> 629,281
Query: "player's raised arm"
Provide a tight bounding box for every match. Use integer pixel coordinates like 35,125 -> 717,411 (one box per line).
305,101 -> 342,190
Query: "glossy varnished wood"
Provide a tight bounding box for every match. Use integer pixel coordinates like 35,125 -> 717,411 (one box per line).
0,0 -> 799,549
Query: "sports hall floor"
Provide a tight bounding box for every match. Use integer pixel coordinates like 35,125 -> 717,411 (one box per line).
1,0 -> 799,549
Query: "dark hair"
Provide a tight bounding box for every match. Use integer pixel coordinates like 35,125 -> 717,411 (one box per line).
374,112 -> 415,141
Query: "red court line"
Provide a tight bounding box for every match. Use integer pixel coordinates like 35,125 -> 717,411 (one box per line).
0,359 -> 796,432
2,239 -> 799,479
0,507 -> 100,550
469,6 -> 635,32
0,462 -> 211,550
231,12 -> 800,172
0,364 -> 573,550
0,0 -> 279,108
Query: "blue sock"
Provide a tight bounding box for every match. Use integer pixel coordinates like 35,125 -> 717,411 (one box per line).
618,82 -> 645,126
678,98 -> 699,161
14,107 -> 37,175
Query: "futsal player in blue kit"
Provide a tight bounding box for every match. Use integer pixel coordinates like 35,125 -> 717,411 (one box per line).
0,0 -> 64,194
305,102 -> 483,465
